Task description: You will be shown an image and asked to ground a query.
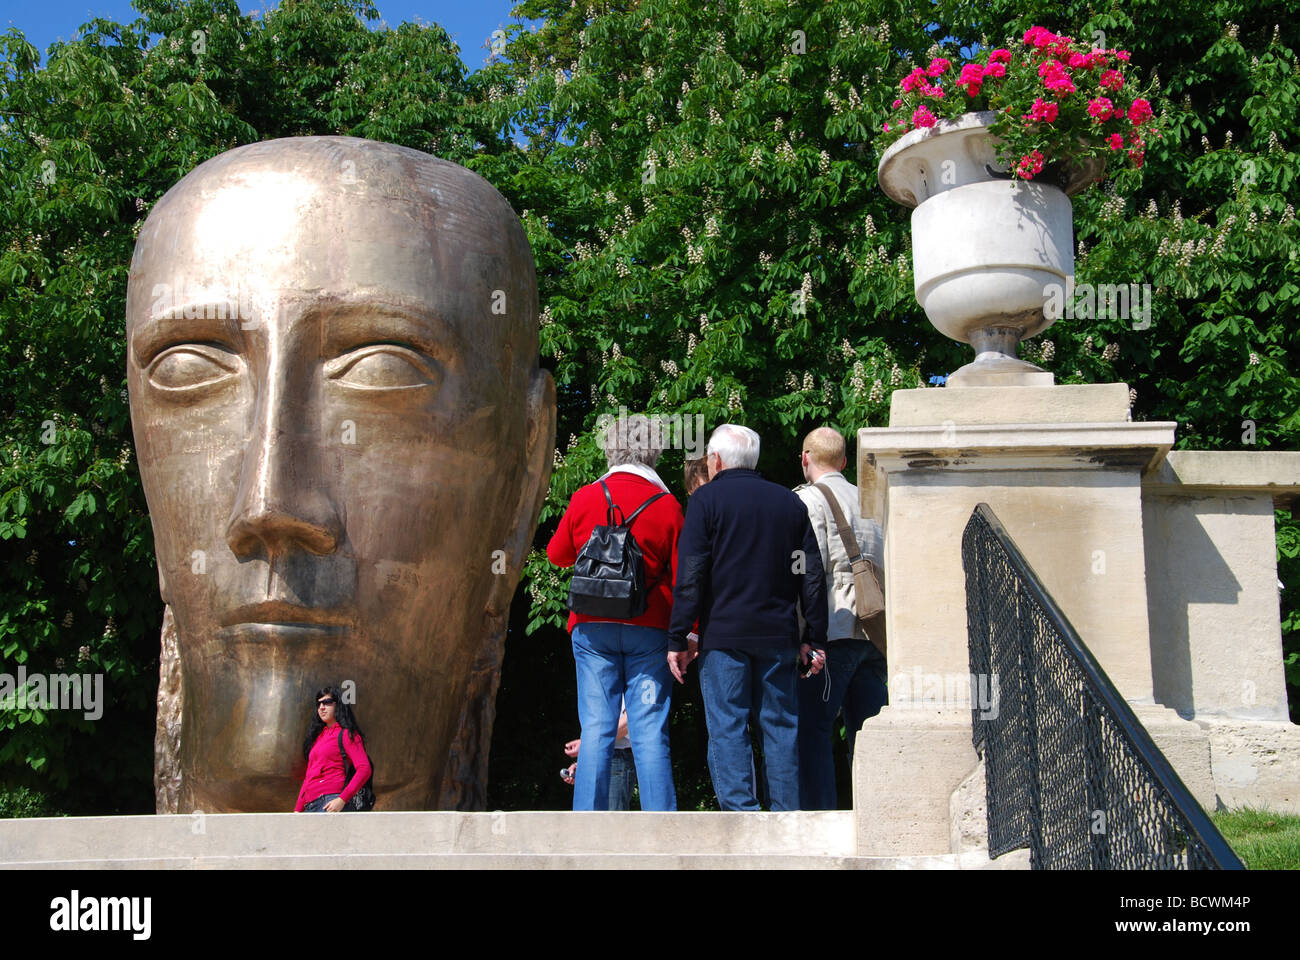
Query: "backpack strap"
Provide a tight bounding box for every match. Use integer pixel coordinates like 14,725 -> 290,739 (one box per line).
338,729 -> 352,783
620,491 -> 669,528
600,480 -> 668,529
599,480 -> 626,526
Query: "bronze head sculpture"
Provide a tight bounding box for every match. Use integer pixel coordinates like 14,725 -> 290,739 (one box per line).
126,136 -> 555,812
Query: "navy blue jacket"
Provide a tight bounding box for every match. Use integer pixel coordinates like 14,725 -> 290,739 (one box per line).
668,467 -> 828,652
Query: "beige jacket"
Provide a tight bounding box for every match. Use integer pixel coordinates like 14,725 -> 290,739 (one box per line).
794,471 -> 884,643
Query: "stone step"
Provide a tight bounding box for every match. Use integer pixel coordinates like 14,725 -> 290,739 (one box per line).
0,811 -> 1028,869
9,853 -> 971,869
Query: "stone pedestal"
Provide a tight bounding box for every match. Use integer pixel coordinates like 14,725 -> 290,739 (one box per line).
853,383 -> 1218,855
1142,451 -> 1300,812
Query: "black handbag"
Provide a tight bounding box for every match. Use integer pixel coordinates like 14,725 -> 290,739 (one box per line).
567,481 -> 669,619
337,729 -> 376,811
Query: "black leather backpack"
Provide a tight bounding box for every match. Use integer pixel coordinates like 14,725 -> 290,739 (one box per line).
567,480 -> 669,619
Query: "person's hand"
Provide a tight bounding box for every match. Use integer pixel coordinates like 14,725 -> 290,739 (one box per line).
800,643 -> 825,676
564,738 -> 581,758
668,649 -> 693,684
324,796 -> 346,813
561,762 -> 576,786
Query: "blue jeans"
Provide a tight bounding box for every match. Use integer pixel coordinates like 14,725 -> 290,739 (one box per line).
571,622 -> 676,811
303,793 -> 342,812
699,646 -> 800,811
798,637 -> 888,809
609,747 -> 636,810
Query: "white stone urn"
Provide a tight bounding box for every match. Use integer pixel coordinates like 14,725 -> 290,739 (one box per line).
878,111 -> 1101,387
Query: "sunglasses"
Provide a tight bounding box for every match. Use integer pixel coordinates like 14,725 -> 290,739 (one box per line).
317,698 -> 336,706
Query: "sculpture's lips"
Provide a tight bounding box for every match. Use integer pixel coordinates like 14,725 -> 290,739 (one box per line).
220,600 -> 352,629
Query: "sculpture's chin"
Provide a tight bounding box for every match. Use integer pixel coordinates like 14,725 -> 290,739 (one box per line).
183,774 -> 303,813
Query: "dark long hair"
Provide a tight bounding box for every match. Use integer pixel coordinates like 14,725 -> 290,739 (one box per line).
301,685 -> 366,760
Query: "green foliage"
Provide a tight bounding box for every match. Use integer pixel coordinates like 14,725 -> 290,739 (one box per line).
0,784 -> 59,818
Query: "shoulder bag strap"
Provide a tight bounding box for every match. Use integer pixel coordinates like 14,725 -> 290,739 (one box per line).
812,482 -> 862,564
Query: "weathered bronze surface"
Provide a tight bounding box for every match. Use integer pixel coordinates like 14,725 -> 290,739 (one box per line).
127,137 -> 555,812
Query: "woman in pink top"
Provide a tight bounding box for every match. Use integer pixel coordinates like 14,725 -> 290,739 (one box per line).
295,686 -> 373,812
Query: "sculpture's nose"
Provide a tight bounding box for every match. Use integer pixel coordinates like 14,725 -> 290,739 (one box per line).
225,357 -> 342,559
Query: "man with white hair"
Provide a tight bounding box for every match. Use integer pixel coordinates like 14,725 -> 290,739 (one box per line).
666,424 -> 827,811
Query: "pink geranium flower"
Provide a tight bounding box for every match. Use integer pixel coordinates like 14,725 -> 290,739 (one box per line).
892,98 -> 902,108
901,67 -> 927,92
988,48 -> 1012,64
982,61 -> 1007,78
1128,98 -> 1154,125
1026,97 -> 1059,123
1049,36 -> 1075,58
912,105 -> 937,128
1099,69 -> 1124,91
1068,52 -> 1088,68
1038,61 -> 1077,96
1107,133 -> 1124,150
1087,96 -> 1114,121
1115,50 -> 1131,61
1086,51 -> 1109,69
1023,26 -> 1056,49
1017,150 -> 1045,178
926,57 -> 951,77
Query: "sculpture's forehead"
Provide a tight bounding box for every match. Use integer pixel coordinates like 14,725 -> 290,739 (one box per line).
130,166 -> 500,312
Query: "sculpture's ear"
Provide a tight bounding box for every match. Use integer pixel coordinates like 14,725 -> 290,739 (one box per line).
486,367 -> 556,619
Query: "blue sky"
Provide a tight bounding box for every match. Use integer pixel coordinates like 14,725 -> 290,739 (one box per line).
1,0 -> 524,70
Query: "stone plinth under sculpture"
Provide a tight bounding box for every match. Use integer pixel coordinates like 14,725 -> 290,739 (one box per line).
127,136 -> 555,813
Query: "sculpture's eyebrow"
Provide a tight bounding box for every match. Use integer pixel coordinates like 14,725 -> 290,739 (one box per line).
131,307 -> 245,366
316,296 -> 463,365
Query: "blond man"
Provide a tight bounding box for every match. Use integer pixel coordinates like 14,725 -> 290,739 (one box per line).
792,426 -> 887,809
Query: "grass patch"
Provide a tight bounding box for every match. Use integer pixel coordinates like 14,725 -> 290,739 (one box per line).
1212,806 -> 1300,869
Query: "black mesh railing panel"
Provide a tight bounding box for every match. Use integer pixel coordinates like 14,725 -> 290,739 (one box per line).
962,504 -> 1243,870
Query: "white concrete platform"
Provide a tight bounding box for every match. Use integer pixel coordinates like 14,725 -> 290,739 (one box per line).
0,811 -> 1027,870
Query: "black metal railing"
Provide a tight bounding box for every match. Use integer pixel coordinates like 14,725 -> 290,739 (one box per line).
962,503 -> 1243,870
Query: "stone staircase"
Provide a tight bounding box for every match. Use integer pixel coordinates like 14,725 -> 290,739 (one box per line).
0,811 -> 1028,869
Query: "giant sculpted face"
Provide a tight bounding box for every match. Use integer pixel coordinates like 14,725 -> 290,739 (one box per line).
126,137 -> 555,812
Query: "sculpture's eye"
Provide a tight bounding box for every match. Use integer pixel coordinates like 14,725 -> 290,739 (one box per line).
148,345 -> 239,391
327,345 -> 437,390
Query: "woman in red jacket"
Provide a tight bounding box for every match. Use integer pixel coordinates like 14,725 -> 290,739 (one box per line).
295,686 -> 372,812
547,413 -> 685,810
